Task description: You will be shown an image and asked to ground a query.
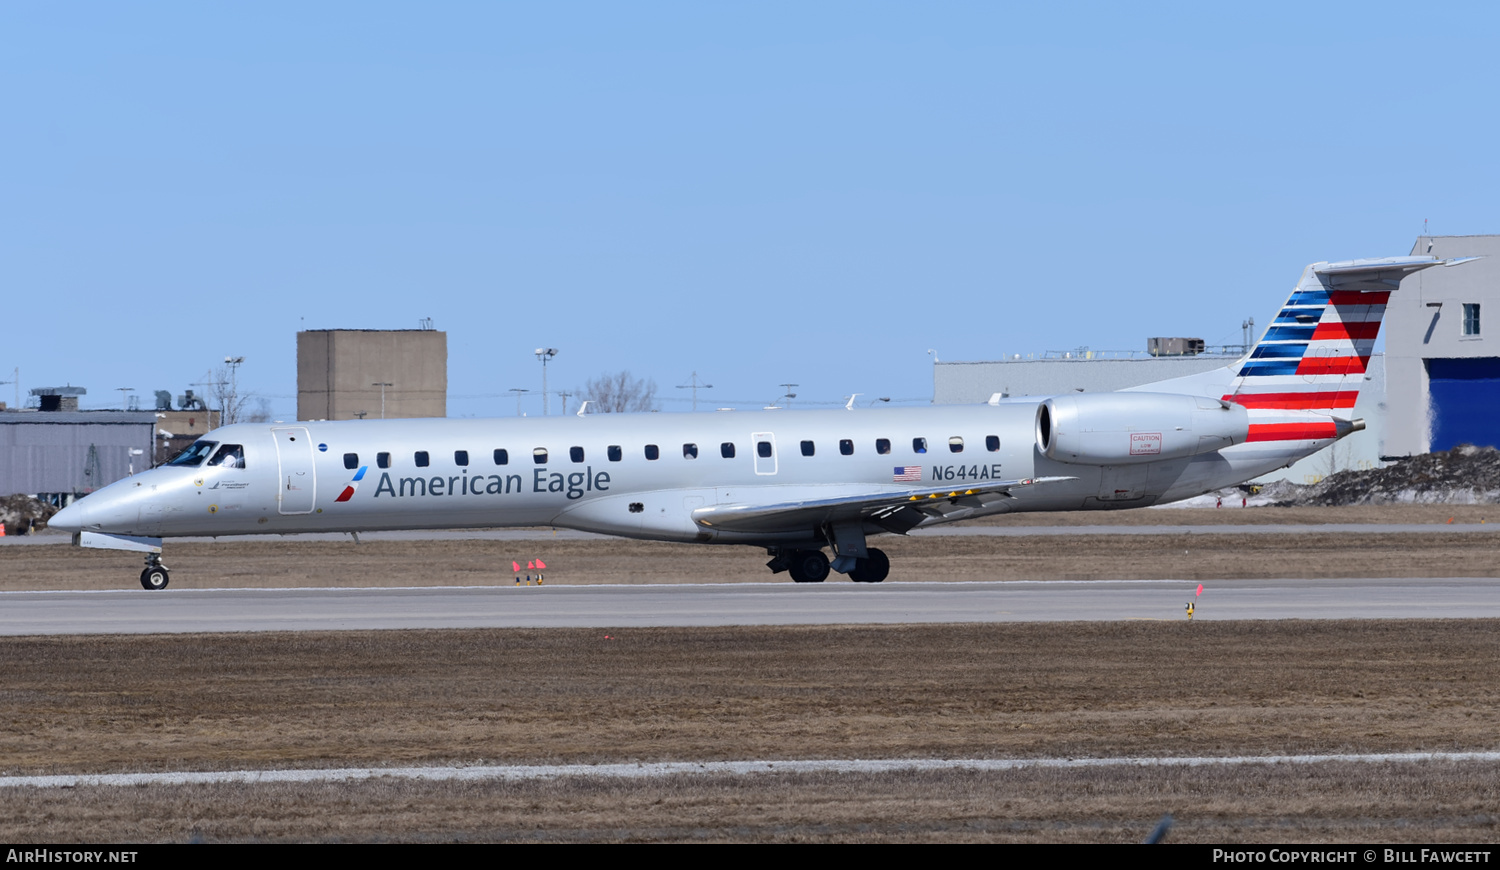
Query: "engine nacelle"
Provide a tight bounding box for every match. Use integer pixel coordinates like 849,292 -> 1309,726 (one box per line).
1035,392 -> 1250,465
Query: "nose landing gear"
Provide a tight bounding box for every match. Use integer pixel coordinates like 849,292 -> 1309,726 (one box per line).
140,553 -> 170,591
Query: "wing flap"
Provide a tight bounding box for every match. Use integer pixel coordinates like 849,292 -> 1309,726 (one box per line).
691,476 -> 1075,535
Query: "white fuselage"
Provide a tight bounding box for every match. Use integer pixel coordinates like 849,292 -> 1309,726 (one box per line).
57,402 -> 1311,547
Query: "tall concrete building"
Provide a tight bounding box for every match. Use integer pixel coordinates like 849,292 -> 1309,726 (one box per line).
1384,235 -> 1500,457
297,329 -> 447,421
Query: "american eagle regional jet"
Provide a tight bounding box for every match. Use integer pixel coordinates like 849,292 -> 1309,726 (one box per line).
50,256 -> 1469,590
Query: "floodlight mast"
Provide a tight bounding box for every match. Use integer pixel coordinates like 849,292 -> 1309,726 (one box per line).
535,348 -> 558,415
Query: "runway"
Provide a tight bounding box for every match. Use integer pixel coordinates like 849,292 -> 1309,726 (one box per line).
5,577 -> 1500,635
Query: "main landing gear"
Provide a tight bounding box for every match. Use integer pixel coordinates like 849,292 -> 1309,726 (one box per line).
140,553 -> 170,591
767,547 -> 889,583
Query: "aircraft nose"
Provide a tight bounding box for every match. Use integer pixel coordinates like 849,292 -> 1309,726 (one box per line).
48,488 -> 142,534
48,499 -> 89,533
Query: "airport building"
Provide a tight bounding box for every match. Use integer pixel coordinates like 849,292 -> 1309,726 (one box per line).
297,328 -> 448,421
1384,235 -> 1500,457
0,388 -> 156,502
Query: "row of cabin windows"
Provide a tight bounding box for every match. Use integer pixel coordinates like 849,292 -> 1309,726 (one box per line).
342,435 -> 1001,471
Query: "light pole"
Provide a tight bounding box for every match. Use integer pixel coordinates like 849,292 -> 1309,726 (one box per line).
372,382 -> 393,419
535,348 -> 558,415
0,368 -> 16,410
779,383 -> 798,408
116,387 -> 134,410
677,372 -> 713,412
224,356 -> 245,424
509,388 -> 530,417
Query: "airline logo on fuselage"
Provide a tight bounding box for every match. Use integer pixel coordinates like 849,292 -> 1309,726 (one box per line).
365,467 -> 611,501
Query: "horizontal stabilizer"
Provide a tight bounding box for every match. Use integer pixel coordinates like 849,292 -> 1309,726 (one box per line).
1312,256 -> 1477,291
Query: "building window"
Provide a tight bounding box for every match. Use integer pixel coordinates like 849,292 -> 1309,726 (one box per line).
570,446 -> 585,463
1465,303 -> 1481,336
721,442 -> 735,458
493,449 -> 508,466
415,451 -> 430,468
454,450 -> 469,466
344,453 -> 359,470
608,445 -> 623,462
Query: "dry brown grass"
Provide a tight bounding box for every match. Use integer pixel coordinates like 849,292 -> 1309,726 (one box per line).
3,621 -> 1499,842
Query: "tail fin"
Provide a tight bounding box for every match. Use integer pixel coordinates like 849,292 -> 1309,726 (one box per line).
1227,255 -> 1473,442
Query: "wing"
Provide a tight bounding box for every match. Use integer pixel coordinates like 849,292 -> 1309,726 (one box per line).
691,476 -> 1076,536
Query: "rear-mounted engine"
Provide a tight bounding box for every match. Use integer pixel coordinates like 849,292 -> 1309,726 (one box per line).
1035,392 -> 1250,465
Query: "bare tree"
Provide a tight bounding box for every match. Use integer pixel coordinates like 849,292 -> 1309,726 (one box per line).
246,398 -> 274,423
211,361 -> 251,426
580,371 -> 658,413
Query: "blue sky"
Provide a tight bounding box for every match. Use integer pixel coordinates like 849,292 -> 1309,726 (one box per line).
6,2 -> 1498,417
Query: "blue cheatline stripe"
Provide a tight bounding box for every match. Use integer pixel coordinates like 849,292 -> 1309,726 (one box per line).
352,466 -> 367,482
1287,289 -> 1330,305
1237,359 -> 1302,377
1263,324 -> 1317,341
1251,344 -> 1307,359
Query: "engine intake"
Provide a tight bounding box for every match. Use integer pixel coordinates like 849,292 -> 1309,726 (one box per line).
1036,392 -> 1250,465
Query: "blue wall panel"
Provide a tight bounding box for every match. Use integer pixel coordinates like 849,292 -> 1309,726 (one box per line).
1428,357 -> 1500,451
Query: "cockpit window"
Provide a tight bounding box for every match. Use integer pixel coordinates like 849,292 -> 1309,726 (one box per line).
167,440 -> 218,467
207,444 -> 245,468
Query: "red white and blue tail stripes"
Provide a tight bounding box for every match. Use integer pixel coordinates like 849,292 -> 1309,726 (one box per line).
1225,257 -> 1467,443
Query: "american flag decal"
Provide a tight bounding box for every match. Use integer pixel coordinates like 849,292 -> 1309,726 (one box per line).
893,466 -> 922,482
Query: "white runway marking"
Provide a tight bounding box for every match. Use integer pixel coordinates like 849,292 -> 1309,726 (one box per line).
7,751 -> 1500,789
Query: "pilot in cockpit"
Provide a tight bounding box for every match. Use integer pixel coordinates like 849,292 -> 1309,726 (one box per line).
207,444 -> 245,469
